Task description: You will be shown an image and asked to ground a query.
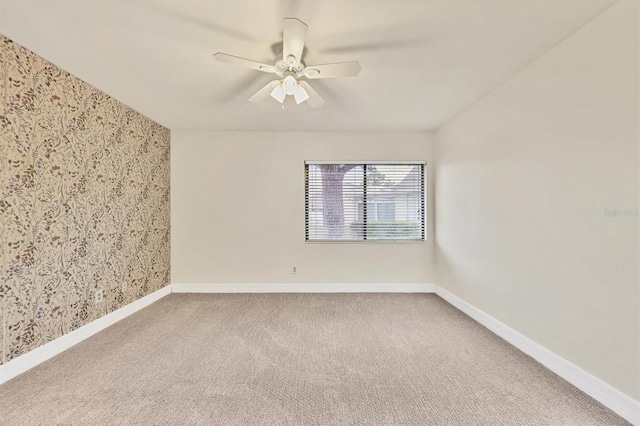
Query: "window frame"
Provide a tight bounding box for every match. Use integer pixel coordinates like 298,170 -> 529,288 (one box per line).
304,161 -> 427,243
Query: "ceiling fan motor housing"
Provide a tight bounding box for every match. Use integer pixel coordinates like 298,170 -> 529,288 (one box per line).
273,53 -> 306,77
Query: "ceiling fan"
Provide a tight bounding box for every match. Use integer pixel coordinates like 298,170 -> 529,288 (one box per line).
213,18 -> 361,108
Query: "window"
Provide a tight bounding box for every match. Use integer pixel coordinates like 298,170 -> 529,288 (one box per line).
305,162 -> 426,241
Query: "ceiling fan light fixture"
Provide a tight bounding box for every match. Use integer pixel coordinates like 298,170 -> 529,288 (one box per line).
282,75 -> 298,95
293,85 -> 309,104
270,84 -> 286,103
214,17 -> 361,109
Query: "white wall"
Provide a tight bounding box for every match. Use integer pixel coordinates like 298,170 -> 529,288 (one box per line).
172,132 -> 435,284
435,0 -> 639,401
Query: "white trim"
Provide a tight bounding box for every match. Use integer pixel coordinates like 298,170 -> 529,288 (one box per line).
0,286 -> 171,385
172,283 -> 436,293
434,286 -> 640,425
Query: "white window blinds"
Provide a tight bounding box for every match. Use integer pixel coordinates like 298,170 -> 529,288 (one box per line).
305,163 -> 426,241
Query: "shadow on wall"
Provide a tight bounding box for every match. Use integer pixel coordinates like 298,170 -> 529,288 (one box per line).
0,35 -> 171,365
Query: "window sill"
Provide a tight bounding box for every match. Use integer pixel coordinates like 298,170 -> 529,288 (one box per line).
305,239 -> 428,244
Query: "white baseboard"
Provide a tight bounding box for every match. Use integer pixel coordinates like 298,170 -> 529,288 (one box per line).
0,285 -> 171,385
434,286 -> 640,425
2,282 -> 637,425
171,283 -> 436,293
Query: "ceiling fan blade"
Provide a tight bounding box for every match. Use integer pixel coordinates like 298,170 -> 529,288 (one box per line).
248,80 -> 280,103
214,53 -> 276,73
304,61 -> 361,79
298,82 -> 324,108
282,18 -> 308,65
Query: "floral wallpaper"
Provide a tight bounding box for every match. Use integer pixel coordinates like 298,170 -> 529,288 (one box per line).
0,35 -> 170,364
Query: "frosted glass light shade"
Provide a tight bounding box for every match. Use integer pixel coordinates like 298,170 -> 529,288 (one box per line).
293,85 -> 309,104
282,75 -> 297,95
270,84 -> 286,103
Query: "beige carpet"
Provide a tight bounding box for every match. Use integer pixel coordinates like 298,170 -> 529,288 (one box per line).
0,293 -> 628,425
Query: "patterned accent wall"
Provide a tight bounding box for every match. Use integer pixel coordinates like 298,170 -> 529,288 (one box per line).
0,35 -> 171,364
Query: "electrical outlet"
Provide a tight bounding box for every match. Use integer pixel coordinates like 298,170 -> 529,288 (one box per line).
292,266 -> 297,274
95,289 -> 104,304
122,281 -> 128,292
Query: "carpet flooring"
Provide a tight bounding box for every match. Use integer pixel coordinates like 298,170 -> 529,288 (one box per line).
0,293 -> 628,425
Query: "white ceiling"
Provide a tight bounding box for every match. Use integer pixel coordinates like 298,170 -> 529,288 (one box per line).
0,0 -> 616,131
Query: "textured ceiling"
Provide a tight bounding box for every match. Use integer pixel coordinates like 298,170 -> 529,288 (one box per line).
0,0 -> 616,131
